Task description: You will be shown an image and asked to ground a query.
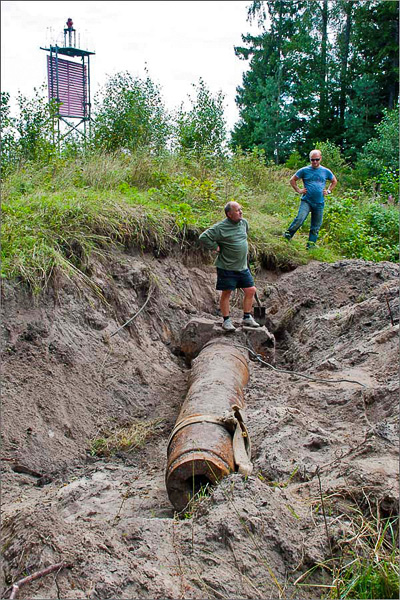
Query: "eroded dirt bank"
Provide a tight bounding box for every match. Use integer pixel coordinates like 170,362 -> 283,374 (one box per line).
1,251 -> 398,599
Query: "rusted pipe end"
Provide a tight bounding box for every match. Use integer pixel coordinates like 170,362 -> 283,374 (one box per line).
166,421 -> 235,512
166,448 -> 233,513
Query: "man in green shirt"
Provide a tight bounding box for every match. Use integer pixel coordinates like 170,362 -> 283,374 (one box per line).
199,201 -> 260,332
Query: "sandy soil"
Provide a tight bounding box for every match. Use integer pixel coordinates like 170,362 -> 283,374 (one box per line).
1,250 -> 398,599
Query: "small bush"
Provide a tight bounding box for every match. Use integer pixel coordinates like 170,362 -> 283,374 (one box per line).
229,147 -> 273,190
92,71 -> 170,154
369,167 -> 399,200
312,140 -> 352,187
174,78 -> 227,157
285,150 -> 304,170
357,107 -> 399,177
321,194 -> 399,262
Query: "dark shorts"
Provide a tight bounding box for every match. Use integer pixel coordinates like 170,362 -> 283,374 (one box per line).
216,268 -> 255,291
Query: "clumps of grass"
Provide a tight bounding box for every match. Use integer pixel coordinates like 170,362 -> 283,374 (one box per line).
89,418 -> 163,457
178,481 -> 213,520
55,153 -> 133,190
328,500 -> 399,599
332,556 -> 399,599
295,493 -> 399,599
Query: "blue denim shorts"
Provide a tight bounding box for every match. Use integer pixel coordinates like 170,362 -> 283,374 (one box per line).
216,268 -> 255,291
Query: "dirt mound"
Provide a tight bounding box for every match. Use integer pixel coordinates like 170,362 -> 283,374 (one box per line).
1,253 -> 398,599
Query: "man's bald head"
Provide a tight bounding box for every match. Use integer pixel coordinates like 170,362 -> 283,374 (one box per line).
225,202 -> 243,222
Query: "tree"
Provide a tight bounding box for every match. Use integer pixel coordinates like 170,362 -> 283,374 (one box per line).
232,0 -> 399,162
1,92 -> 17,175
232,1 -> 331,162
92,71 -> 170,153
232,70 -> 297,161
1,86 -> 58,172
343,75 -> 382,160
357,107 -> 399,176
337,0 -> 354,143
174,78 -> 227,157
14,86 -> 58,162
351,0 -> 399,111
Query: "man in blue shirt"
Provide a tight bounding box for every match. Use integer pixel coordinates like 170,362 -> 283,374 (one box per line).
284,149 -> 337,248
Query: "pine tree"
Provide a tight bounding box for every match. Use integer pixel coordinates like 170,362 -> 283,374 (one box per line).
232,0 -> 399,162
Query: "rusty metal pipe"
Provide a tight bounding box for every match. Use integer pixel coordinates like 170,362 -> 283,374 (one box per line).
166,340 -> 249,512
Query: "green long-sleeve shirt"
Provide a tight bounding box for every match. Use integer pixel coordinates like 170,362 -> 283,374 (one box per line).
199,218 -> 249,271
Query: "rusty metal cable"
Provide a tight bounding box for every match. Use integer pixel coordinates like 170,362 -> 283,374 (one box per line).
233,344 -> 366,388
109,285 -> 154,338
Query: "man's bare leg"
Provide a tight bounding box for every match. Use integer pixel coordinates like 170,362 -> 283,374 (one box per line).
220,290 -> 232,317
243,286 -> 256,313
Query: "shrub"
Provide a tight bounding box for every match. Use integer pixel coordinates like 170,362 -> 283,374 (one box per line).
321,194 -> 399,262
312,140 -> 351,185
229,147 -> 276,190
367,167 -> 399,201
285,150 -> 304,171
1,87 -> 58,174
356,107 -> 399,177
174,78 -> 227,157
92,71 -> 170,154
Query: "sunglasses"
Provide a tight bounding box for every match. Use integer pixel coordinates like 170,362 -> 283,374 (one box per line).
311,158 -> 321,162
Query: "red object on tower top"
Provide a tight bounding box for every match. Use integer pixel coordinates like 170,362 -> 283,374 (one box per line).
66,18 -> 73,30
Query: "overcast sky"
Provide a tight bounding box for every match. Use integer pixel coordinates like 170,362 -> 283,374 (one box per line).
1,1 -> 261,133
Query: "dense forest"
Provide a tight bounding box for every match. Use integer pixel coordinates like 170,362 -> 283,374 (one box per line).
232,0 -> 399,165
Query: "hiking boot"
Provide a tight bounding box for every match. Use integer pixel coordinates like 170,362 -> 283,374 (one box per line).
222,318 -> 236,332
242,315 -> 260,328
283,231 -> 292,241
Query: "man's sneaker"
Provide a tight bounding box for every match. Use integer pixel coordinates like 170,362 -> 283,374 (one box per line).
283,231 -> 292,241
222,318 -> 236,332
242,315 -> 260,328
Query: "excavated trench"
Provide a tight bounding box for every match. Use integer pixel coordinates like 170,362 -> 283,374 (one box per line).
1,250 -> 398,599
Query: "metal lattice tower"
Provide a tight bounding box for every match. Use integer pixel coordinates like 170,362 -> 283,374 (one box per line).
41,18 -> 95,148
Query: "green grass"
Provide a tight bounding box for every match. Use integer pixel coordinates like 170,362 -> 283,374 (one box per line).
89,419 -> 163,457
2,150 -> 397,293
295,494 -> 399,600
329,513 -> 400,599
1,188 -> 177,292
328,503 -> 399,600
332,557 -> 399,599
179,482 -> 213,520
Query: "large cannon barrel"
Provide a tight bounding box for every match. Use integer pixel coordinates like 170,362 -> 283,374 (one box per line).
166,340 -> 250,512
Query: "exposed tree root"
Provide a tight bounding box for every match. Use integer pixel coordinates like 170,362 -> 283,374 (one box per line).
8,562 -> 72,599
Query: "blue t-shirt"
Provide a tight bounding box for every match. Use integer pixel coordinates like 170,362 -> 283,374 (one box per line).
295,165 -> 334,205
